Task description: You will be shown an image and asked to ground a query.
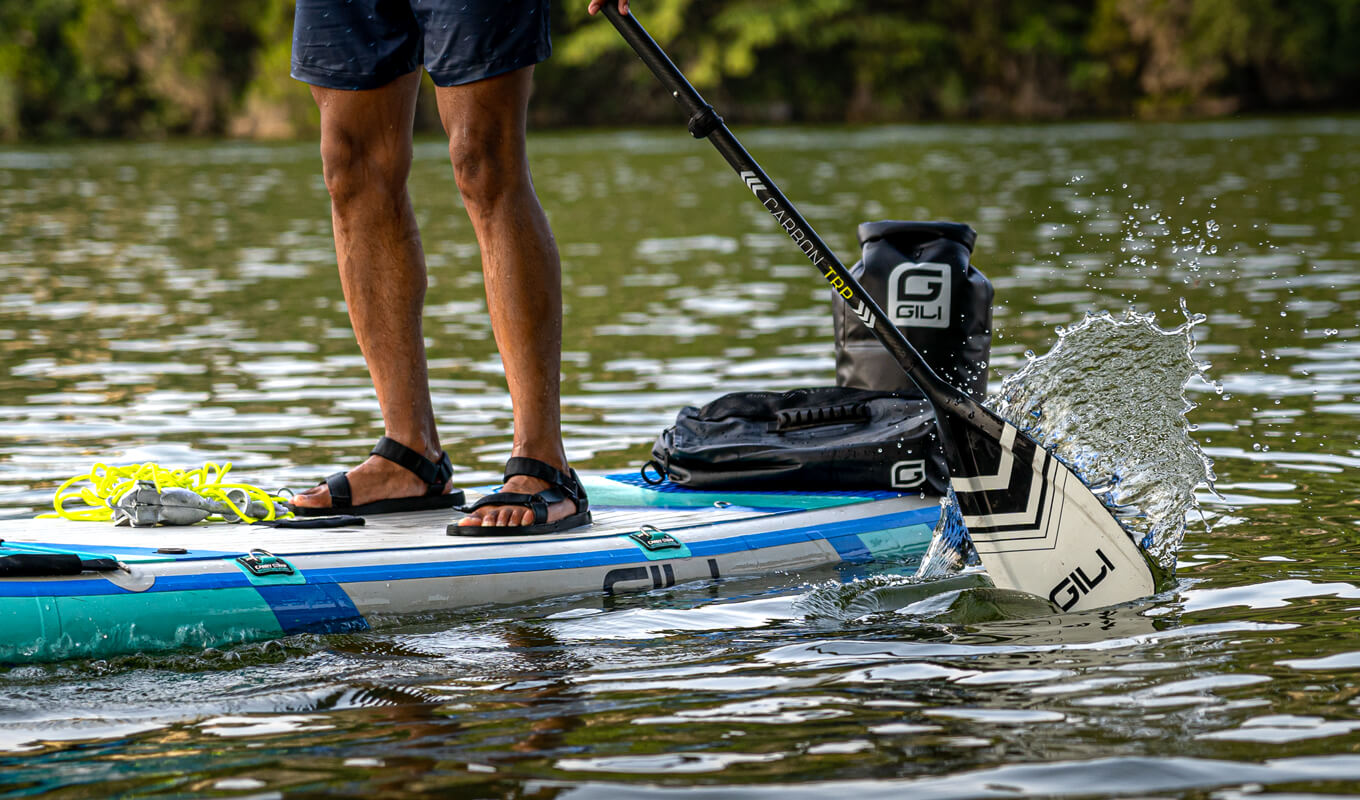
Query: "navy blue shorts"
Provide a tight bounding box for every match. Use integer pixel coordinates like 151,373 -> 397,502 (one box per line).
291,0 -> 551,90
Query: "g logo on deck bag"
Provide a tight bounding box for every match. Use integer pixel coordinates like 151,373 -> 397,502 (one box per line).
889,262 -> 951,329
890,459 -> 926,489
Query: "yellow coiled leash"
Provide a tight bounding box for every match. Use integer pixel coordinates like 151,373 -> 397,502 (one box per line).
40,462 -> 292,524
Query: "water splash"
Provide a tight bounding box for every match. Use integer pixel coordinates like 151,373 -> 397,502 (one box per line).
795,571 -> 991,623
987,308 -> 1216,570
913,489 -> 976,580
794,492 -> 995,624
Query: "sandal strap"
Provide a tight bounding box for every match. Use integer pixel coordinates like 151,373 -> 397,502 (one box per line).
324,472 -> 352,508
465,491 -> 549,524
503,456 -> 571,488
460,458 -> 590,522
504,457 -> 586,511
372,436 -> 453,495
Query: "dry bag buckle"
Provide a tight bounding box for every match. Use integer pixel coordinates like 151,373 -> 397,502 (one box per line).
237,548 -> 294,577
630,525 -> 682,552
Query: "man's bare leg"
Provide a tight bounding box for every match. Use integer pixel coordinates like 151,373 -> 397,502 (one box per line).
293,71 -> 453,511
439,67 -> 576,528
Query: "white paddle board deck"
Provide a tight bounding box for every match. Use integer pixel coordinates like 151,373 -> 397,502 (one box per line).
0,474 -> 941,663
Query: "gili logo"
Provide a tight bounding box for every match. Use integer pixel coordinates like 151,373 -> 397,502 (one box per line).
888,262 -> 950,329
890,459 -> 926,489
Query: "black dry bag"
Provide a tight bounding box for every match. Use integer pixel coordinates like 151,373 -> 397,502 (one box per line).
832,221 -> 993,397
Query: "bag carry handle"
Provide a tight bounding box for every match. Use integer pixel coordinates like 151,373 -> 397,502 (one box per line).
771,403 -> 872,432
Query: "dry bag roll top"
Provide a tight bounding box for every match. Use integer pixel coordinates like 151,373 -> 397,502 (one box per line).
832,221 -> 993,398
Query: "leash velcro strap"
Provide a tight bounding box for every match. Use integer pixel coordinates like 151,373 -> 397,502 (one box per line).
0,553 -> 120,577
687,104 -> 723,139
253,515 -> 366,529
371,436 -> 453,494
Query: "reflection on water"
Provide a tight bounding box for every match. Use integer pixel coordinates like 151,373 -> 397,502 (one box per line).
1,117 -> 1359,797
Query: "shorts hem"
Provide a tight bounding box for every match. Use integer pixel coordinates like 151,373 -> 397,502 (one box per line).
290,61 -> 420,91
425,42 -> 552,87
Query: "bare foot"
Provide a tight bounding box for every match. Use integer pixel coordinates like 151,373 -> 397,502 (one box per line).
292,453 -> 453,510
456,474 -> 578,528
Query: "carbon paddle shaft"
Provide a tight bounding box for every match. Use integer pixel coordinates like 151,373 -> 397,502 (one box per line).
601,7 -> 971,436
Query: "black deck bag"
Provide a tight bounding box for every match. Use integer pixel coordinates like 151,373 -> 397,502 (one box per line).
833,221 -> 993,397
647,386 -> 948,494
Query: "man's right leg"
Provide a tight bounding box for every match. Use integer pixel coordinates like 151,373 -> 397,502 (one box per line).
292,70 -> 452,511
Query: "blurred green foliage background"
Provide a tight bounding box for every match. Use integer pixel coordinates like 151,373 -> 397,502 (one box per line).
1,0 -> 1357,141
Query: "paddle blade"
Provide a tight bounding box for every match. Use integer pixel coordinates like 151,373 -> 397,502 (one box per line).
943,407 -> 1158,612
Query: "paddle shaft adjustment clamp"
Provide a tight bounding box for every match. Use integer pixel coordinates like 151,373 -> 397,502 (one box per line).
687,104 -> 723,139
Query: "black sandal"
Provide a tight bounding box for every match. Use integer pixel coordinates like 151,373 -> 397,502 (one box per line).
446,456 -> 591,536
291,436 -> 465,517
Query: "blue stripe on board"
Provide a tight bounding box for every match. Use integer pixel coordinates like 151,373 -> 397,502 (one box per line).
1,505 -> 940,598
825,529 -> 873,563
605,472 -> 902,499
256,579 -> 370,635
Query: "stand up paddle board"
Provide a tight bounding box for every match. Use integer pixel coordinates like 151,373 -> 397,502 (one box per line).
1,474 -> 940,664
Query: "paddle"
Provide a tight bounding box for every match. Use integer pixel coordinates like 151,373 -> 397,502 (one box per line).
600,6 -> 1160,612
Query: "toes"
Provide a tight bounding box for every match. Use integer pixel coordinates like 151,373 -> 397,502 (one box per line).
452,496 -> 574,529
291,486 -> 329,507
498,507 -> 529,527
453,505 -> 540,528
454,507 -> 514,527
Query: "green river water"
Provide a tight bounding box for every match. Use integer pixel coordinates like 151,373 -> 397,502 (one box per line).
0,117 -> 1358,798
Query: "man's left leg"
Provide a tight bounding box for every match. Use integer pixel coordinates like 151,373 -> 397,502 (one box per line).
437,67 -> 579,529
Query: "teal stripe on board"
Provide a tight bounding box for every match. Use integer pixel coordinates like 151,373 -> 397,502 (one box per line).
581,477 -> 875,510
858,524 -> 936,559
0,589 -> 285,664
2,541 -> 178,565
0,597 -> 59,662
0,542 -> 122,563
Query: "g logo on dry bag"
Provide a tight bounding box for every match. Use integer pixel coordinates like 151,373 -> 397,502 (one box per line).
889,262 -> 951,329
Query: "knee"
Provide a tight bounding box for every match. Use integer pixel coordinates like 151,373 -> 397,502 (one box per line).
319,127 -> 411,211
448,123 -> 527,211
